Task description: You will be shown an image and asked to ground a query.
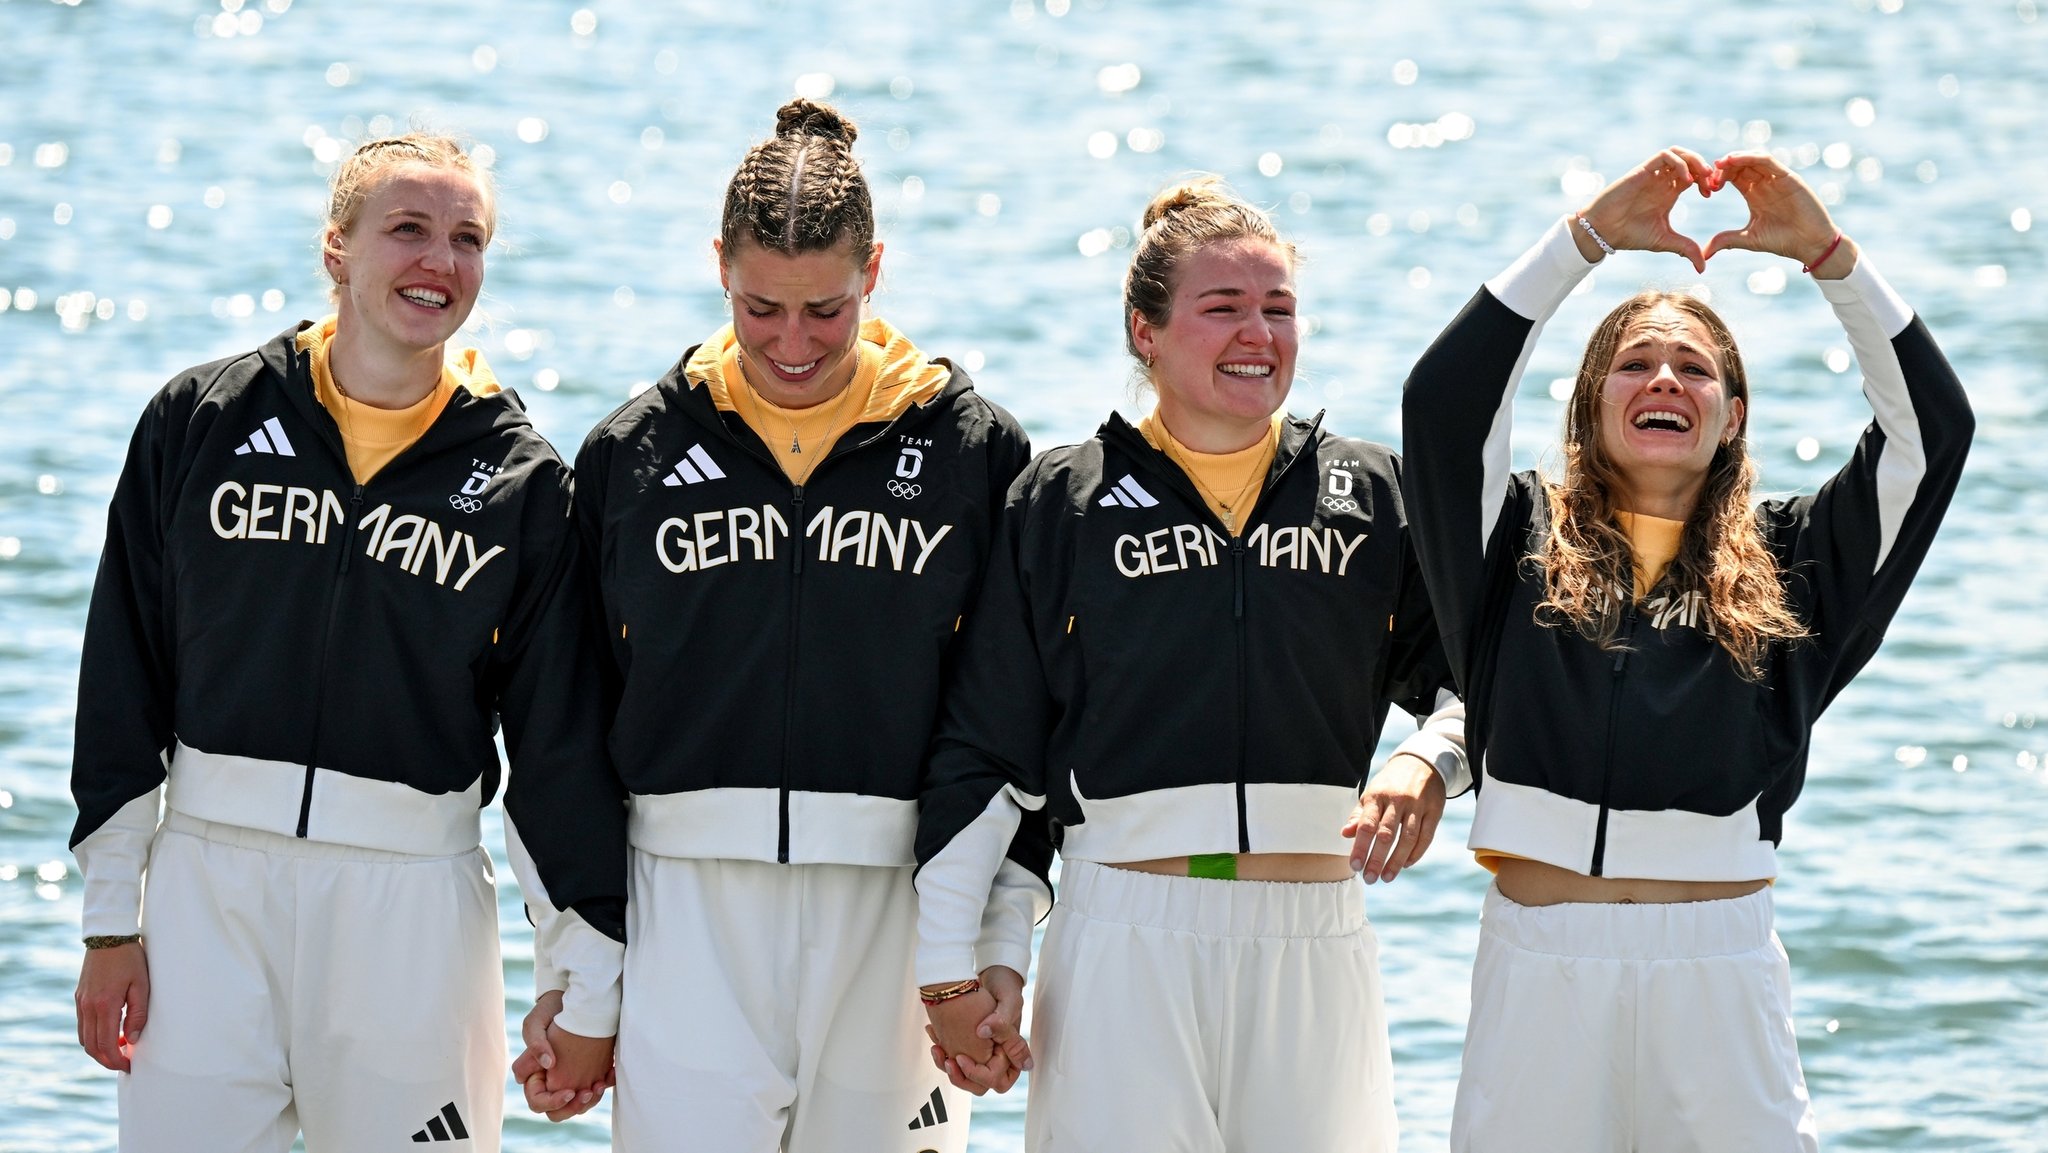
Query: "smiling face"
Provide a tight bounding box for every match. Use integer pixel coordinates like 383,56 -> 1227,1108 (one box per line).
1130,238 -> 1297,451
325,163 -> 490,357
717,236 -> 881,409
1591,300 -> 1745,509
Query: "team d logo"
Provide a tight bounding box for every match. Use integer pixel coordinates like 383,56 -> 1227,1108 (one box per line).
889,446 -> 924,500
450,458 -> 504,514
1322,466 -> 1359,513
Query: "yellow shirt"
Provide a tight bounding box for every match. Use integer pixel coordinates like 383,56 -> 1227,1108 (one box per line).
297,318 -> 501,485
1135,411 -> 1283,537
684,317 -> 951,486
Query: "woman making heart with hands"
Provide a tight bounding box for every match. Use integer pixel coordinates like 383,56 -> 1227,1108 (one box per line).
1402,148 -> 1970,1151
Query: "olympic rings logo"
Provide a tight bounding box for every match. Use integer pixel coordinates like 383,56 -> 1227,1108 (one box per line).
886,480 -> 923,500
1321,496 -> 1359,513
449,494 -> 484,514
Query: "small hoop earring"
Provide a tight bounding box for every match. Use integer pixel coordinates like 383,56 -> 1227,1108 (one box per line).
723,290 -> 730,301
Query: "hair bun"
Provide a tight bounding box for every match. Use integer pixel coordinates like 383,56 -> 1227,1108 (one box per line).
1141,175 -> 1236,229
774,98 -> 859,145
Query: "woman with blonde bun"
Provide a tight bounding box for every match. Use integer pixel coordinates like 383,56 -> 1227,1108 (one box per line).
915,176 -> 1467,1151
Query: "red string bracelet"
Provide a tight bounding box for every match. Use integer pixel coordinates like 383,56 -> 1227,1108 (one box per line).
1802,233 -> 1844,274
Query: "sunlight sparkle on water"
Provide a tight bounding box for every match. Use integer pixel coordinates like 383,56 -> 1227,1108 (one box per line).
1087,132 -> 1116,159
2012,208 -> 2032,232
1796,437 -> 1821,461
1097,64 -> 1141,94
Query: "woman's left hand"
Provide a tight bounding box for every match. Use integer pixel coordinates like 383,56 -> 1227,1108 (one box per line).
1701,151 -> 1856,277
1343,753 -> 1446,883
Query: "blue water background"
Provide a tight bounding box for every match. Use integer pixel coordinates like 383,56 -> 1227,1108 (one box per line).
2,0 -> 2044,1148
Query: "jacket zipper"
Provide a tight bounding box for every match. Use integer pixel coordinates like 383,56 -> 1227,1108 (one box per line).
298,482 -> 364,838
703,408 -> 898,865
779,484 -> 804,863
1232,539 -> 1250,853
1589,602 -> 1639,876
1109,415 -> 1325,858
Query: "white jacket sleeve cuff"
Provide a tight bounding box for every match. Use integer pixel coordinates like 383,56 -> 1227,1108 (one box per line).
503,813 -> 622,1038
1484,215 -> 1600,323
915,790 -> 1023,987
1390,688 -> 1471,797
973,858 -> 1048,979
75,789 -> 161,938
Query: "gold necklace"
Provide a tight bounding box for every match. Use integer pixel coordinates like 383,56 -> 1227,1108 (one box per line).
1161,429 -> 1270,533
744,354 -> 861,455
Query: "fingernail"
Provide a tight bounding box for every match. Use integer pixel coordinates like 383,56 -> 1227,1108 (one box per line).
1022,1057 -> 1035,1071
540,1054 -> 553,1069
1350,858 -> 1364,874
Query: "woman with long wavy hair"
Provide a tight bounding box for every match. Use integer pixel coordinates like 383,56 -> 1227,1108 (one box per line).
1402,148 -> 1972,1151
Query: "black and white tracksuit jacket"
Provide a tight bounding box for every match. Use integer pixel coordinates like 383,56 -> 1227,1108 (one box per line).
1400,219 -> 1973,881
68,323 -> 627,1034
568,342 -> 1030,883
912,413 -> 1469,984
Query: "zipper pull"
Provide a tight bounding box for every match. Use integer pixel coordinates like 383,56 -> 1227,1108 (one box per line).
339,483 -> 364,574
790,484 -> 805,575
1612,604 -> 1638,674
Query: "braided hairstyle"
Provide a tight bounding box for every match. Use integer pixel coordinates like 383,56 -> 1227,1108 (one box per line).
1124,175 -> 1296,367
720,98 -> 874,258
321,133 -> 494,301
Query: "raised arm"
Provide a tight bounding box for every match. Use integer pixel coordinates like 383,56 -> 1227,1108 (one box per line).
1401,148 -> 1718,689
1705,151 -> 1972,698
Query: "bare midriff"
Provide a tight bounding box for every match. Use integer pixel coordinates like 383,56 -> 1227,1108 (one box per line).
1494,857 -> 1769,906
1108,853 -> 1357,883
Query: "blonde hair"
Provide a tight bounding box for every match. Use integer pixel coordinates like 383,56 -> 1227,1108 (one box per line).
1538,291 -> 1806,679
320,133 -> 495,300
1123,176 -> 1297,366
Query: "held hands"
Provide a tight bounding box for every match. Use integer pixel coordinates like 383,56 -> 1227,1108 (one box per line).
1344,752 -> 1446,884
1576,148 -> 1853,278
922,964 -> 1030,1096
511,990 -> 615,1122
76,940 -> 150,1072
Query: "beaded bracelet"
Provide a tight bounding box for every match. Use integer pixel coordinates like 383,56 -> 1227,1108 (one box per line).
919,977 -> 983,1006
84,934 -> 141,950
1802,233 -> 1845,274
1574,214 -> 1616,256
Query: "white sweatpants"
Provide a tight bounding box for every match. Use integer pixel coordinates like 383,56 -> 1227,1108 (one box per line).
1026,861 -> 1395,1153
613,854 -> 969,1153
121,812 -> 505,1153
1452,884 -> 1818,1153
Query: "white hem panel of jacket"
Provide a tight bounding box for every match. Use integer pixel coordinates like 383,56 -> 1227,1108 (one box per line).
1469,774 -> 1780,882
74,787 -> 163,937
165,741 -> 482,854
913,786 -> 1050,986
1390,688 -> 1472,797
1817,256 -> 1922,570
503,814 -> 624,1038
1060,779 -> 1361,864
1476,216 -> 1599,551
628,788 -> 918,865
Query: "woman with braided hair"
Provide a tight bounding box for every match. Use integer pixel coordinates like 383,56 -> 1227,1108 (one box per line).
512,98 -> 1032,1152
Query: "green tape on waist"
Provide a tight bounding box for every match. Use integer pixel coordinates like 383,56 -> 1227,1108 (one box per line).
1187,853 -> 1238,880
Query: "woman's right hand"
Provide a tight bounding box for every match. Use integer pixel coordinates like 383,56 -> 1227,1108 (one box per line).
76,940 -> 150,1072
923,964 -> 1031,1095
1574,147 -> 1720,272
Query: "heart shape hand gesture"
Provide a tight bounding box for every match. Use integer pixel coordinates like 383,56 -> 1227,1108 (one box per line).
1576,148 -> 1853,277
